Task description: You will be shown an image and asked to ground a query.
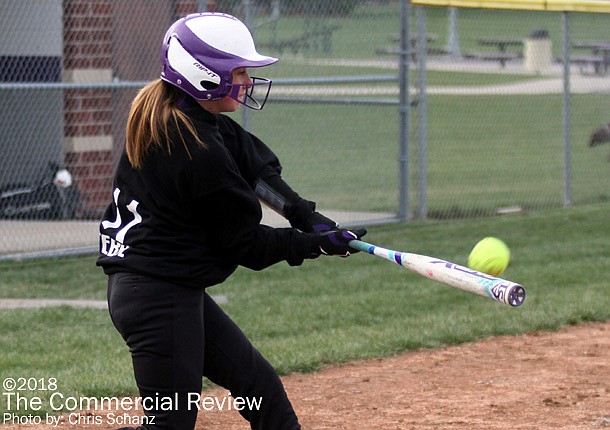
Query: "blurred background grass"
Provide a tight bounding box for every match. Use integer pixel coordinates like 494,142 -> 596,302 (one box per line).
241,91 -> 608,214
255,4 -> 610,62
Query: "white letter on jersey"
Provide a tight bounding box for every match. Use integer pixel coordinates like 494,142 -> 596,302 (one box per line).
100,188 -> 142,258
101,188 -> 122,230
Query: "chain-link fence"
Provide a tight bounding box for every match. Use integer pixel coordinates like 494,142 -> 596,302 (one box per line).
407,5 -> 610,219
0,0 -> 609,258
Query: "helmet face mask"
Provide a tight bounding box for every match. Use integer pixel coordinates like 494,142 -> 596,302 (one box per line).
160,13 -> 277,110
227,76 -> 272,110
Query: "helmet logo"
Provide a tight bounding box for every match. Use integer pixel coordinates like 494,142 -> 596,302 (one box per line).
193,61 -> 213,75
166,36 -> 220,92
192,62 -> 220,89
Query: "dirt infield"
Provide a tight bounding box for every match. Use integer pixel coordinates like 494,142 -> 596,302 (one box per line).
201,321 -> 610,430
2,322 -> 608,429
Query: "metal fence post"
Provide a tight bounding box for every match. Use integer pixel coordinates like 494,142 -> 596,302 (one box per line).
416,6 -> 428,220
242,0 -> 253,131
398,0 -> 411,222
562,11 -> 572,207
447,7 -> 461,58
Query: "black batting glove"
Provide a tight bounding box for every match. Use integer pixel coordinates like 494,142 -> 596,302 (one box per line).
287,199 -> 338,233
314,228 -> 367,258
306,211 -> 339,233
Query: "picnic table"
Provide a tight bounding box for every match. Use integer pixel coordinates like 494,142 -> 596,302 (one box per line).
570,41 -> 610,74
477,37 -> 523,53
261,23 -> 341,55
375,33 -> 446,59
386,33 -> 439,45
463,37 -> 523,68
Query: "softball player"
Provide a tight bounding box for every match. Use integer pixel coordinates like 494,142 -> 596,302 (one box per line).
97,12 -> 366,430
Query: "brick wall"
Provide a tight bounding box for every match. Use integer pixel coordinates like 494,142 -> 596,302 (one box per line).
63,0 -> 112,70
63,0 -> 113,217
62,0 -> 198,218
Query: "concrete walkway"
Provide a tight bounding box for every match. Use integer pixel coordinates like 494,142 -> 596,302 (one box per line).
0,207 -> 395,259
271,74 -> 610,96
0,299 -> 109,309
276,56 -> 610,95
0,296 -> 228,309
272,57 -> 610,96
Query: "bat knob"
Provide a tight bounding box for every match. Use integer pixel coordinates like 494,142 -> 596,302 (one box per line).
508,285 -> 526,307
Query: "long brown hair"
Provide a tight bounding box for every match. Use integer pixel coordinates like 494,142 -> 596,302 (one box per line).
125,79 -> 205,169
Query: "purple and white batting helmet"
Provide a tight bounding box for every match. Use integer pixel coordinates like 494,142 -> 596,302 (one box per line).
160,12 -> 278,109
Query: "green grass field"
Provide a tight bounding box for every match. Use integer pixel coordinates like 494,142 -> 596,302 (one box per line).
1,202 -> 609,416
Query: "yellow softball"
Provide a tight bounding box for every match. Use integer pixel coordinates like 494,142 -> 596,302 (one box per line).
468,237 -> 510,277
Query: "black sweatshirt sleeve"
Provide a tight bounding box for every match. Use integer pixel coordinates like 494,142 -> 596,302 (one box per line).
189,120 -> 318,270
217,114 -> 325,231
198,184 -> 317,270
217,114 -> 281,185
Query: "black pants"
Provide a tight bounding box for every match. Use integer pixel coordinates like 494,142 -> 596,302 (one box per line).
107,273 -> 301,430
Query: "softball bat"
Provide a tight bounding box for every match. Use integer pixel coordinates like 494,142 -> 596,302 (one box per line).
349,239 -> 526,307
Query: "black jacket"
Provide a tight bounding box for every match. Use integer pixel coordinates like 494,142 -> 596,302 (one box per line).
97,97 -> 316,288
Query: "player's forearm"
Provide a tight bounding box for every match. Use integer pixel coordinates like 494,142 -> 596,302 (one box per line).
254,172 -> 339,232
